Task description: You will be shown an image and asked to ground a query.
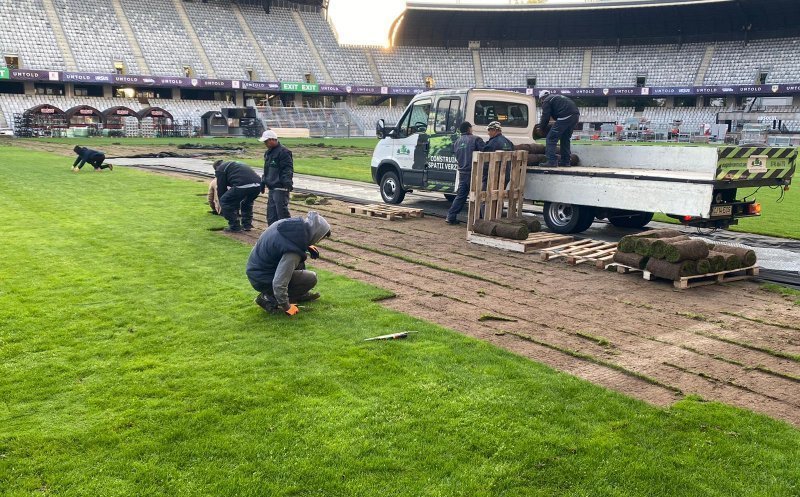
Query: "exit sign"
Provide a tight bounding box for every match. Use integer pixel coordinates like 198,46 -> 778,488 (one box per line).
280,82 -> 319,93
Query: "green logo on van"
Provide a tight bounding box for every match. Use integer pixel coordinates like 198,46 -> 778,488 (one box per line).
397,145 -> 411,156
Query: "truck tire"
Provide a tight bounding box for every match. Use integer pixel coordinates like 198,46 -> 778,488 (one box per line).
444,194 -> 456,202
543,202 -> 596,234
380,171 -> 405,204
609,212 -> 654,229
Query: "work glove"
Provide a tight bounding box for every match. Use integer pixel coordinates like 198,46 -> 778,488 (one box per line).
260,181 -> 266,194
308,245 -> 320,260
283,303 -> 299,316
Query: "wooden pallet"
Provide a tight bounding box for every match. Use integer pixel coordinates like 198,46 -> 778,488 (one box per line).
348,204 -> 424,220
605,263 -> 759,289
467,231 -> 573,253
539,239 -> 618,268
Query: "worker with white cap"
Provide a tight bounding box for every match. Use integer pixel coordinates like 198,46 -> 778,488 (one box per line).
259,129 -> 294,225
537,90 -> 580,167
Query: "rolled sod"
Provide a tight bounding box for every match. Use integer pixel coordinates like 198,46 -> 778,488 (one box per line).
613,251 -> 649,269
710,245 -> 757,267
663,240 -> 710,263
651,235 -> 691,259
711,251 -> 743,271
635,237 -> 661,256
497,217 -> 540,233
646,258 -> 698,280
495,222 -> 529,240
706,251 -> 727,273
618,229 -> 684,253
696,259 -> 712,275
472,219 -> 497,236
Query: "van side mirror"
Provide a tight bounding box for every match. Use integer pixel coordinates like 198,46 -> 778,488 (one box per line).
376,119 -> 386,139
415,122 -> 428,134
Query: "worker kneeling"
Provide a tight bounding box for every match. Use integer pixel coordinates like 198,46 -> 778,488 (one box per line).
246,211 -> 331,316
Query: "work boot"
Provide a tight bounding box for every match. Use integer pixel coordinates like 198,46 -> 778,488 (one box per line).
292,291 -> 320,303
445,218 -> 460,225
242,224 -> 254,232
72,166 -> 79,172
107,163 -> 114,171
224,225 -> 242,233
254,293 -> 280,313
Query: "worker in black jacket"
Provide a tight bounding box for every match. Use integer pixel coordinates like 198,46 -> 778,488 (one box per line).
482,121 -> 514,188
538,90 -> 580,167
214,160 -> 262,232
72,146 -> 111,172
259,130 -> 294,225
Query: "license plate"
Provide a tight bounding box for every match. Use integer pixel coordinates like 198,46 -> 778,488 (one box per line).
711,205 -> 733,217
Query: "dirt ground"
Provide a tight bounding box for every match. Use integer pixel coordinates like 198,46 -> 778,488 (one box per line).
176,184 -> 800,428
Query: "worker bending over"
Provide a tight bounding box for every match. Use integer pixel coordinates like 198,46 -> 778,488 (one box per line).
538,90 -> 580,167
72,146 -> 112,172
214,160 -> 261,232
247,211 -> 331,316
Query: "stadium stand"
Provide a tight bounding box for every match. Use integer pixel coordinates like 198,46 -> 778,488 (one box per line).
589,44 -> 705,87
181,0 -> 267,80
238,4 -> 323,82
2,0 -> 800,137
51,0 -> 139,75
480,47 -> 583,88
371,47 -> 475,88
297,10 -> 374,85
704,38 -> 800,85
0,0 -> 66,71
118,0 -> 208,78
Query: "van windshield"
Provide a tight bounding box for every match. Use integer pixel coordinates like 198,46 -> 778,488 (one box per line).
474,100 -> 529,128
399,99 -> 432,137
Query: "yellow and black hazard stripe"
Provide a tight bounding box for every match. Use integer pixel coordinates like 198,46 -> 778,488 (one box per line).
716,166 -> 796,181
717,146 -> 797,159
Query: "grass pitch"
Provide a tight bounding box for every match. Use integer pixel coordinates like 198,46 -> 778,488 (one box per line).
1,144 -> 799,496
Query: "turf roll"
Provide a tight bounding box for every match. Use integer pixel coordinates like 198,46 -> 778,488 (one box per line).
710,245 -> 757,267
618,229 -> 684,253
663,240 -> 710,263
696,259 -> 712,275
472,219 -> 497,236
646,258 -> 698,281
650,235 -> 691,259
635,237 -> 662,256
706,251 -> 727,273
612,251 -> 649,269
495,222 -> 529,240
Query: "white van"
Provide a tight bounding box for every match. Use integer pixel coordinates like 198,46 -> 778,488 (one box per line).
371,89 -> 535,204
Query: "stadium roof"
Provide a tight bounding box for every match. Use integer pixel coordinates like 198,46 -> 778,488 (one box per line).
391,0 -> 800,47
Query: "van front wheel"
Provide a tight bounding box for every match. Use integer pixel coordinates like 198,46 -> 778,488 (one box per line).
380,171 -> 405,204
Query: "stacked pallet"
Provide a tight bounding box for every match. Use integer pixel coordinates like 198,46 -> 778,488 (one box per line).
613,229 -> 758,281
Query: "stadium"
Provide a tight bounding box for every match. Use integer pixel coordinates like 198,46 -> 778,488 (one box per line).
2,0 -> 800,495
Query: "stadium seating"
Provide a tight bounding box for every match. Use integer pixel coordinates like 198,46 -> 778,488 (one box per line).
238,5 -> 323,82
297,10 -> 374,85
119,0 -> 208,78
590,44 -> 705,87
51,0 -> 139,74
705,38 -> 800,85
181,0 -> 267,80
371,46 -> 475,88
480,47 -> 583,88
0,0 -> 66,71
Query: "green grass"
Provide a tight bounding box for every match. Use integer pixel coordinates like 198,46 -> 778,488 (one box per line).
1,144 -> 799,495
243,156 -> 374,183
761,283 -> 800,306
27,135 -> 378,149
652,185 -> 798,239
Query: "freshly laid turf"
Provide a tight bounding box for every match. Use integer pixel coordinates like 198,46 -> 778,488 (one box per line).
1,144 -> 800,496
32,136 -> 378,149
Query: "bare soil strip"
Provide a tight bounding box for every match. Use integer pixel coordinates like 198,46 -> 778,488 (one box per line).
186,173 -> 800,425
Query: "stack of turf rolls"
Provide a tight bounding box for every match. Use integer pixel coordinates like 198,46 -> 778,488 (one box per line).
472,217 -> 541,240
614,229 -> 758,281
514,144 -> 580,167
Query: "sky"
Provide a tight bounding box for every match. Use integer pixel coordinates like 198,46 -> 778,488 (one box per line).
328,0 -> 593,46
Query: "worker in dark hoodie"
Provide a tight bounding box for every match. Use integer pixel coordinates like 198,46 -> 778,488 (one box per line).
72,146 -> 111,172
247,211 -> 331,316
214,160 -> 262,232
